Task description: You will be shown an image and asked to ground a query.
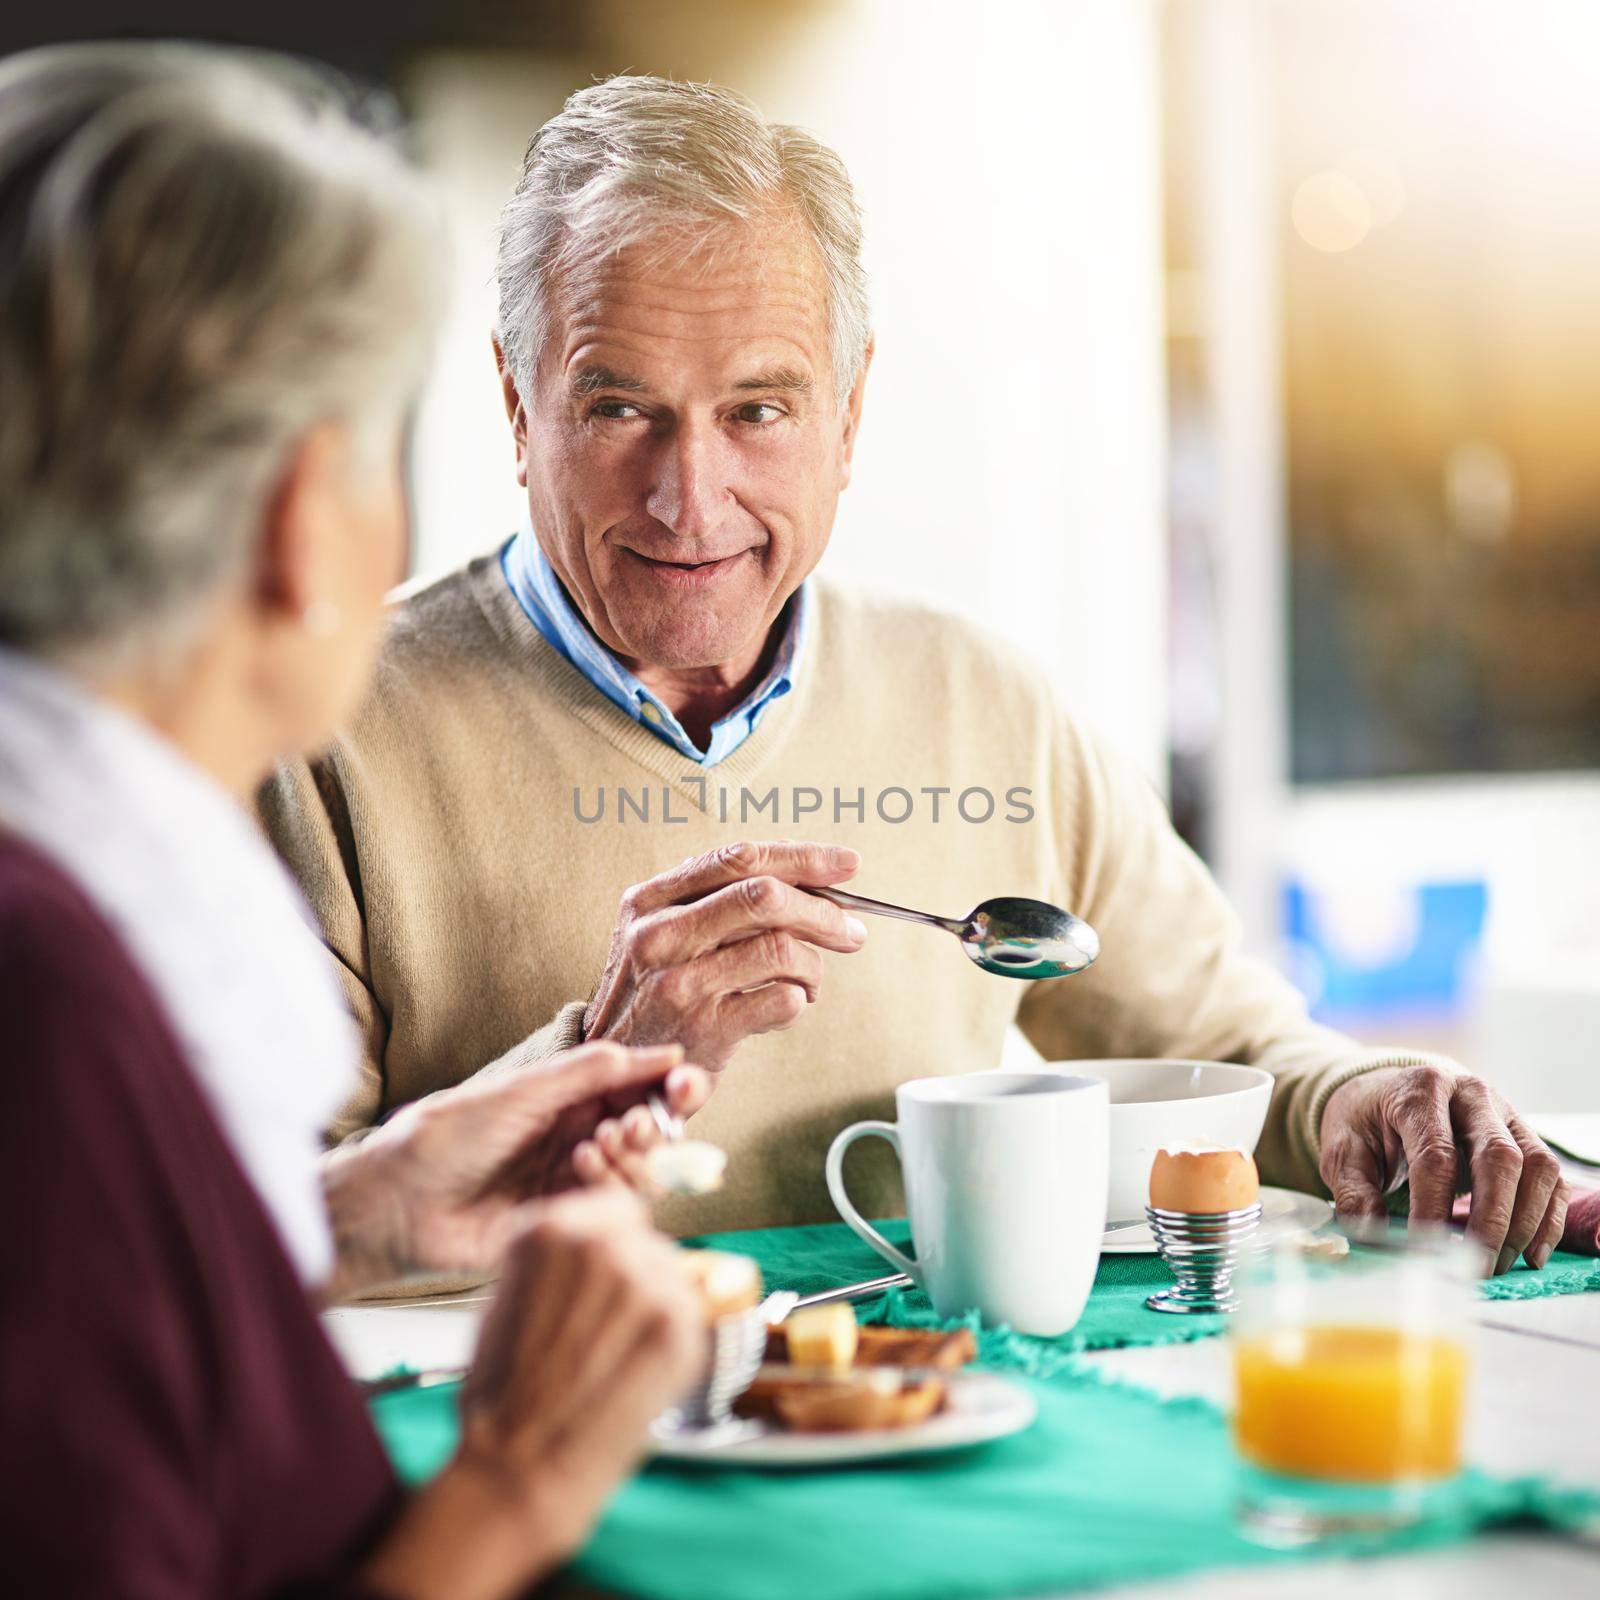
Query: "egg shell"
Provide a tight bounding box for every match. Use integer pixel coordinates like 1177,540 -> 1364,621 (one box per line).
677,1249 -> 763,1323
1148,1144 -> 1259,1213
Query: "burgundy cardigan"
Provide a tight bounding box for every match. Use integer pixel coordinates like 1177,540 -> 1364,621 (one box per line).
0,834 -> 403,1597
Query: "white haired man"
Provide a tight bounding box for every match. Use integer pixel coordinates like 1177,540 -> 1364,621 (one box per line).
263,75 -> 1567,1273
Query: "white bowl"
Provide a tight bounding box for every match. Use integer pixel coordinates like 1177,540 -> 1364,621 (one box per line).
1045,1059 -> 1273,1224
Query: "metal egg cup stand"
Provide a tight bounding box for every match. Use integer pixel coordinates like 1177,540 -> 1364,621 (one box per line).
1145,1203 -> 1264,1313
655,1301 -> 772,1435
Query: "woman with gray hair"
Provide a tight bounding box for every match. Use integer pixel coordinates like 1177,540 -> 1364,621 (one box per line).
0,44 -> 706,1599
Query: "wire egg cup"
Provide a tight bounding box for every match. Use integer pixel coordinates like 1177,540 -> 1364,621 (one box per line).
653,1296 -> 777,1435
1145,1202 -> 1263,1314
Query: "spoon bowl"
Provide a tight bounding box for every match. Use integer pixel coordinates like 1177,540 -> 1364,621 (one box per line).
816,887 -> 1099,980
960,895 -> 1100,979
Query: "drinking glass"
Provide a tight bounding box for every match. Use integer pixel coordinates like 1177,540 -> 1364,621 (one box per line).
1230,1231 -> 1479,1544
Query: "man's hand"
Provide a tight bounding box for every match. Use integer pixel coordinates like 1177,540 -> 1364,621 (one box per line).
583,840 -> 868,1071
1319,1064 -> 1570,1275
321,1041 -> 711,1297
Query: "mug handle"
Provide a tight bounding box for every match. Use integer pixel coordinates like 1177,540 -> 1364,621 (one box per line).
825,1121 -> 920,1284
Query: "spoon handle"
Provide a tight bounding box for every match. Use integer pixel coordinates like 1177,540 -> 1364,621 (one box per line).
813,886 -> 967,937
646,1091 -> 683,1142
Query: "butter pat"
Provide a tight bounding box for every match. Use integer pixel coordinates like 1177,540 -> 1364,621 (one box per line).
784,1303 -> 859,1372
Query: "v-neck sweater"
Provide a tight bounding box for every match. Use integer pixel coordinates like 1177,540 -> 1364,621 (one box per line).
260,554 -> 1453,1235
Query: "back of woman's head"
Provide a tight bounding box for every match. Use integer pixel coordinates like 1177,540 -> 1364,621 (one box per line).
0,44 -> 442,668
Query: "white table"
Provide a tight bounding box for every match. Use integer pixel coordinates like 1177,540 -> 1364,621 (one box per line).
1075,1297 -> 1600,1596
325,1116 -> 1600,1597
1076,1115 -> 1600,1597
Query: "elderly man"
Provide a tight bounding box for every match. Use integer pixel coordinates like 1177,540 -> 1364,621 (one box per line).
263,74 -> 1565,1273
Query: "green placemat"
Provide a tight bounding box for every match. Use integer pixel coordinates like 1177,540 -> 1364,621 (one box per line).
1482,1251 -> 1600,1300
685,1220 -> 1228,1375
372,1369 -> 1599,1600
368,1221 -> 1600,1599
681,1219 -> 1600,1373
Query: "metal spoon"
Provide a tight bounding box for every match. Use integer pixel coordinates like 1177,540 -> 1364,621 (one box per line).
815,887 -> 1099,980
646,1091 -> 683,1142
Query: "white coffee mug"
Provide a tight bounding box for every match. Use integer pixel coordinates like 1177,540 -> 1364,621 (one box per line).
825,1071 -> 1109,1337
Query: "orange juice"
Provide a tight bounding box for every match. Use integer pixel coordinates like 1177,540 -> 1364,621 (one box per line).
1233,1326 -> 1468,1482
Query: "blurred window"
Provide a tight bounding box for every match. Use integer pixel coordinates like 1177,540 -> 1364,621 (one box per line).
1276,0 -> 1600,782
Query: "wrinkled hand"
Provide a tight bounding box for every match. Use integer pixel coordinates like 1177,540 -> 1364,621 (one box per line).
322,1042 -> 711,1295
460,1189 -> 703,1561
1320,1063 -> 1570,1275
583,840 -> 868,1071
451,1189 -> 703,1571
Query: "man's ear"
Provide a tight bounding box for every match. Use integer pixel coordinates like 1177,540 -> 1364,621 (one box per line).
838,336 -> 874,491
492,332 -> 531,489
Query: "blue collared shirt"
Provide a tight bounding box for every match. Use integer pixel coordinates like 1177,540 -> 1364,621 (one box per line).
501,521 -> 807,766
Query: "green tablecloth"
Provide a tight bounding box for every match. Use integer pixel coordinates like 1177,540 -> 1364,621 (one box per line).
373,1362 -> 1598,1600
679,1218 -> 1600,1378
369,1221 -> 1600,1599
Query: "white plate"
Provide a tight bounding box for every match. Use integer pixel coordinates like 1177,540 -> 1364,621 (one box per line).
1100,1184 -> 1333,1253
1532,1113 -> 1600,1169
650,1371 -> 1036,1469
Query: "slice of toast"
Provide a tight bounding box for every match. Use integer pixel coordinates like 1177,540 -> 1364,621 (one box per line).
854,1325 -> 977,1370
740,1321 -> 975,1431
773,1375 -> 947,1434
763,1323 -> 976,1370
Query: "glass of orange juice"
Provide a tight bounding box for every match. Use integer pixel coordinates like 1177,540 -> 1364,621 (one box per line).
1231,1233 -> 1478,1544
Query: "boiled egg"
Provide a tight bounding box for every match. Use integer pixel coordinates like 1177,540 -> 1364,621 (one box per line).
1148,1141 -> 1260,1214
676,1248 -> 763,1322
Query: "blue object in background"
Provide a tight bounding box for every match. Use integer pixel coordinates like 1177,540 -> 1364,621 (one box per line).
1284,878 -> 1489,1019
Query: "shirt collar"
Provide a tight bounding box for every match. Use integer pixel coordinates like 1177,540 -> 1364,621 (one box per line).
502,518 -> 807,766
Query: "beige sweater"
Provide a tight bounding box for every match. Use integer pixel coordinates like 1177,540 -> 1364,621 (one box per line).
260,553 -> 1444,1234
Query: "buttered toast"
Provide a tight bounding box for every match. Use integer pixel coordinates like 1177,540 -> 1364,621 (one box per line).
739,1321 -> 978,1431
762,1323 -> 977,1370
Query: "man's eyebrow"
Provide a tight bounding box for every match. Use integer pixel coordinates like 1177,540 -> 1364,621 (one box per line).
734,367 -> 813,395
568,364 -> 650,396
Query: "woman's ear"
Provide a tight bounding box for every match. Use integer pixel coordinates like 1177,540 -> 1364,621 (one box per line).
256,421 -> 351,626
251,418 -> 406,755
492,333 -> 531,488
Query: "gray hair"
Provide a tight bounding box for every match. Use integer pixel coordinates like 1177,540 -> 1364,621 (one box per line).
496,75 -> 869,403
0,44 -> 444,666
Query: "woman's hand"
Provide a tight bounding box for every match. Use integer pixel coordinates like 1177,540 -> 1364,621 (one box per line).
360,1189 -> 703,1600
458,1189 -> 704,1536
320,1042 -> 712,1298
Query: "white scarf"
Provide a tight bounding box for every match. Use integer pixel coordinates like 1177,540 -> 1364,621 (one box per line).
0,648 -> 356,1285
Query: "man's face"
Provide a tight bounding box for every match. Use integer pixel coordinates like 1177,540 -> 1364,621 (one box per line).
502,213 -> 867,672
